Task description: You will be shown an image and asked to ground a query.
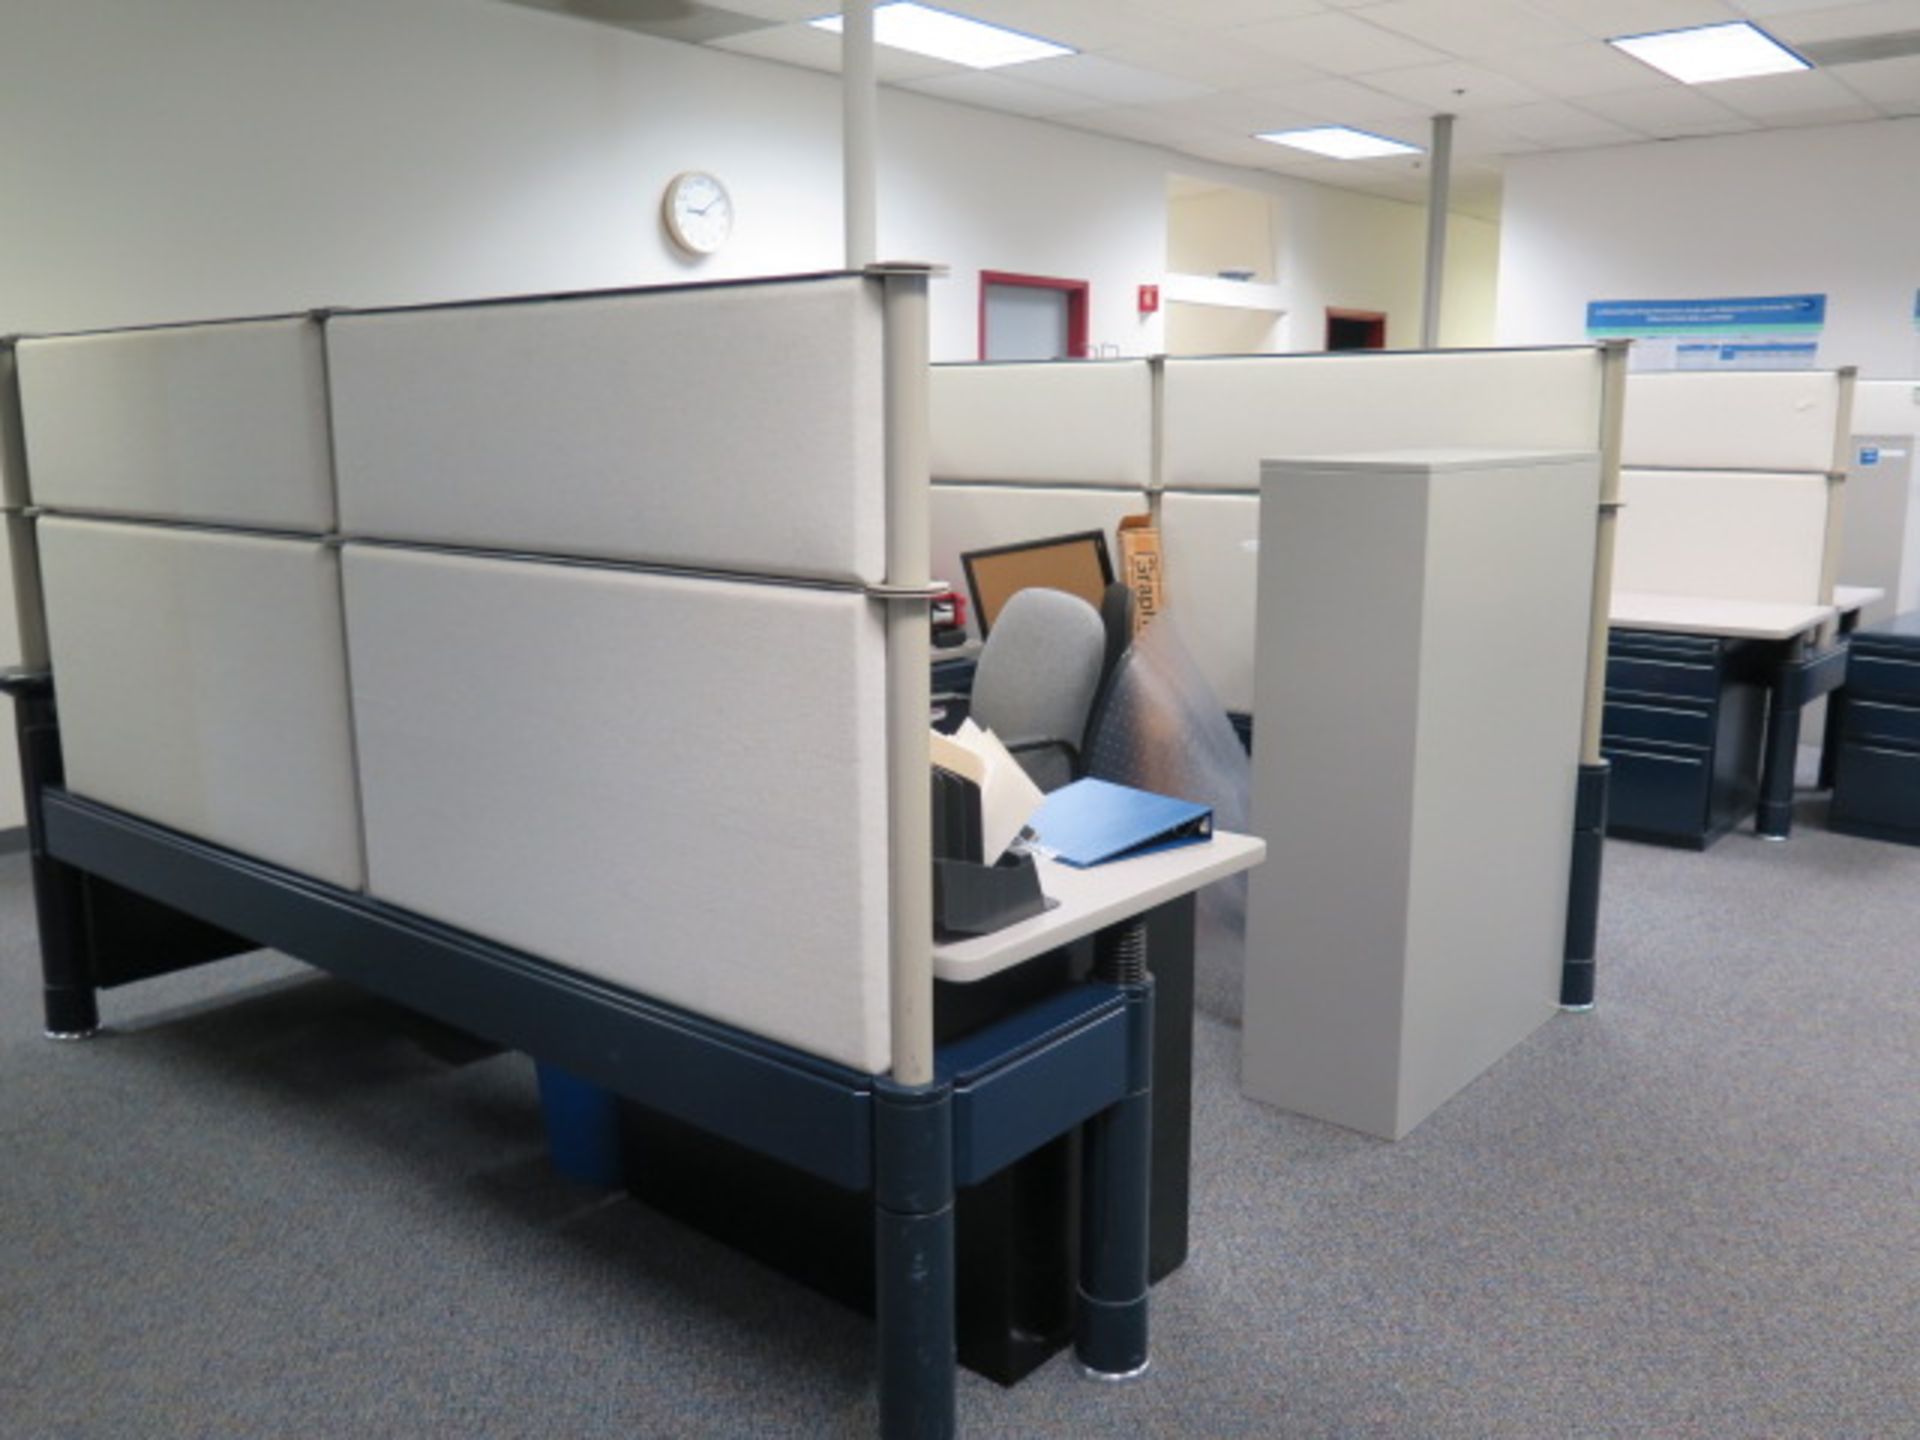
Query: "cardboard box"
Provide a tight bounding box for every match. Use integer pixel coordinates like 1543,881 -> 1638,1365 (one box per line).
1117,513 -> 1163,635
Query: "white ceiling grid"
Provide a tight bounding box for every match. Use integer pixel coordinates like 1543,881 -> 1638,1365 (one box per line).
507,0 -> 1920,218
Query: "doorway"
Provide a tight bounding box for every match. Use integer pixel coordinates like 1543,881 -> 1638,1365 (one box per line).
980,272 -> 1089,361
1326,309 -> 1387,351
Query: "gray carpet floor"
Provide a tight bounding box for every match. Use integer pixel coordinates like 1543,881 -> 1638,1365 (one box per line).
3,785 -> 1918,1438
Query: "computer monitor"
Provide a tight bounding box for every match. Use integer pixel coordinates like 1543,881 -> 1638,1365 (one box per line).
961,529 -> 1115,637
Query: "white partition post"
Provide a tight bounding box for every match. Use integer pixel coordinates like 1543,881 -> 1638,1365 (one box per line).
843,0 -> 876,271
880,265 -> 934,1087
1578,342 -> 1630,770
0,342 -> 49,672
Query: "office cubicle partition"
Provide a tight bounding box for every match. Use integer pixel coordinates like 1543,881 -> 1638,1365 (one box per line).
3,271 -> 1171,1439
1607,369 -> 1858,843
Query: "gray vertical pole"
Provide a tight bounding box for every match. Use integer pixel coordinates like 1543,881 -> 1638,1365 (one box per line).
1419,114 -> 1454,350
843,0 -> 878,271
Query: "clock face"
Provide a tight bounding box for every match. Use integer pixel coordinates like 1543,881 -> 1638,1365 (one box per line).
664,171 -> 733,256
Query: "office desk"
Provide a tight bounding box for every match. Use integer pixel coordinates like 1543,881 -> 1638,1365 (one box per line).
622,833 -> 1263,1386
1605,592 -> 1852,844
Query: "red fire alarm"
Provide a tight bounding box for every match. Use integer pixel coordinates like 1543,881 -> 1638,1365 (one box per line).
1137,284 -> 1160,315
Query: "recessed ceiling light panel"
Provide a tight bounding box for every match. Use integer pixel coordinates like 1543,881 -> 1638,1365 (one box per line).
811,3 -> 1074,70
1255,126 -> 1423,161
1608,21 -> 1810,85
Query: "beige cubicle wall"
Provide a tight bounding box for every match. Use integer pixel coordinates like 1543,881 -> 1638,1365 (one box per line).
14,274 -> 908,1076
1616,369 -> 1854,613
929,359 -> 1155,644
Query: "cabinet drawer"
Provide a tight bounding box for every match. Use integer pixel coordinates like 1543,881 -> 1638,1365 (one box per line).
1603,700 -> 1713,751
1844,653 -> 1920,705
1839,699 -> 1920,749
1601,743 -> 1711,841
1605,655 -> 1719,703
1830,743 -> 1920,837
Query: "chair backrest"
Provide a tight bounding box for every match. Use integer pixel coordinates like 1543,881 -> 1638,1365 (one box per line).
968,586 -> 1106,790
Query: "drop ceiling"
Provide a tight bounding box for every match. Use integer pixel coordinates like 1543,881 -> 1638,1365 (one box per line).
496,0 -> 1920,220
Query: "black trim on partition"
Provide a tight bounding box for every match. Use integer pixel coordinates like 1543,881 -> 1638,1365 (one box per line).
39,788 -> 877,1190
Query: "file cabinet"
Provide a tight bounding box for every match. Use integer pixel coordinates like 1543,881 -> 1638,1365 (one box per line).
1829,612 -> 1920,845
1601,630 -> 1770,848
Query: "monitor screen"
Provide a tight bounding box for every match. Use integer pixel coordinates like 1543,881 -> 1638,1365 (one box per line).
961,530 -> 1115,636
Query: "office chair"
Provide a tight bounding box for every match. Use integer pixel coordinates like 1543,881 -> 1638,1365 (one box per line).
968,586 -> 1108,791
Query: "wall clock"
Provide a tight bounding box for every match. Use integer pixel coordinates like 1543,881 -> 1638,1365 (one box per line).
662,171 -> 733,257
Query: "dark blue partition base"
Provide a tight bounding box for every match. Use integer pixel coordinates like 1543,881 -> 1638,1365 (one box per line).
20,775 -> 1157,1440
1560,760 -> 1609,1010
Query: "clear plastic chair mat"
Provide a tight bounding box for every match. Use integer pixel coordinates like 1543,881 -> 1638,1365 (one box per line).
1084,615 -> 1251,1025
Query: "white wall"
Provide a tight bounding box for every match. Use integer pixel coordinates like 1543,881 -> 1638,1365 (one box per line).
0,0 -> 1495,360
1496,119 -> 1920,378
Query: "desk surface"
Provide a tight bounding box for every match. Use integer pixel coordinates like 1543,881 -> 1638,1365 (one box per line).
1835,585 -> 1885,615
932,830 -> 1265,984
1610,590 -> 1834,641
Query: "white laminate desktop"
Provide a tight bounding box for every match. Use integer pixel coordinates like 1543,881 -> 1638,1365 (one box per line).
931,831 -> 1265,985
1609,590 -> 1834,641
1834,585 -> 1886,618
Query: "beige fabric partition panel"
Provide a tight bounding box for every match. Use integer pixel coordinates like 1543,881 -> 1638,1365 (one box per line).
1612,469 -> 1830,605
343,546 -> 892,1073
16,319 -> 335,530
930,484 -> 1144,643
1623,372 -> 1844,472
37,518 -> 365,889
930,361 -> 1152,488
328,278 -> 885,584
1157,492 -> 1259,715
1163,349 -> 1605,491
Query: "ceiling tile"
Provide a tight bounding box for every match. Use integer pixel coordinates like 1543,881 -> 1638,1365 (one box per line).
1707,65 -> 1884,112
1481,39 -> 1677,95
707,21 -> 961,80
902,70 -> 1103,116
1261,74 -> 1438,125
1116,0 -> 1330,27
1523,0 -> 1742,39
1141,87 -> 1326,134
1732,0 -> 1883,14
1576,83 -> 1758,134
1003,53 -> 1219,103
1442,113 -> 1547,155
1094,32 -> 1326,88
1231,11 -> 1452,73
1058,106 -> 1231,147
1826,50 -> 1920,103
1358,59 -> 1550,110
1470,98 -> 1648,145
938,0 -> 1172,54
1359,0 -> 1587,56
1762,0 -> 1920,41
699,0 -> 824,20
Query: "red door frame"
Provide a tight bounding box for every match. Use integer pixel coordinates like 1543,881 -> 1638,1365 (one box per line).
980,271 -> 1090,360
1325,307 -> 1387,350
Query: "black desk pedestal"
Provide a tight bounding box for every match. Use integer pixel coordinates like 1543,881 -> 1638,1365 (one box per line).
618,894 -> 1197,1386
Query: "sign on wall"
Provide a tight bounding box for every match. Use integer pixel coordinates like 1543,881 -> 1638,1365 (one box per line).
1586,293 -> 1826,372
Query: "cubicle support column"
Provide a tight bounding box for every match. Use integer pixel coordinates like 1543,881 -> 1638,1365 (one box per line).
877,264 -> 937,1089
1564,339 -> 1628,1010
0,675 -> 97,1038
873,1078 -> 956,1440
1076,921 -> 1154,1379
1561,761 -> 1608,1009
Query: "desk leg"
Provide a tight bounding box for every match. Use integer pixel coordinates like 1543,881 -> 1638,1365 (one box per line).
1819,688 -> 1845,791
1757,657 -> 1804,841
1143,896 -> 1194,1280
1561,761 -> 1609,1010
874,1079 -> 956,1440
1076,922 -> 1153,1380
6,682 -> 97,1039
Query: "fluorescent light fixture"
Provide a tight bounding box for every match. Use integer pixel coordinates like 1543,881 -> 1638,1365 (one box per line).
1255,126 -> 1422,160
1609,21 -> 1809,84
811,3 -> 1074,69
